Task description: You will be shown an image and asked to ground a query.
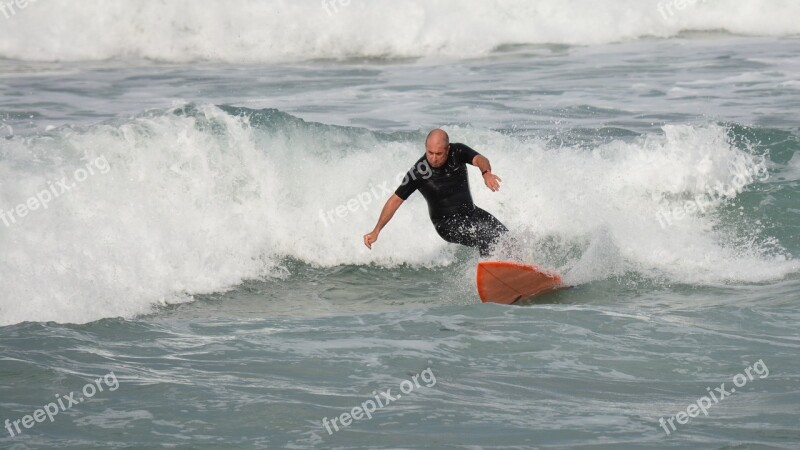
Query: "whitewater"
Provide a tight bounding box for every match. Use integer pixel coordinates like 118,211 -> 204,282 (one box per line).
1,103 -> 797,325
1,2 -> 799,448
0,0 -> 799,62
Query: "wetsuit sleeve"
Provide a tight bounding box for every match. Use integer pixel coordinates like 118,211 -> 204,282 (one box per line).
394,169 -> 418,200
451,143 -> 480,165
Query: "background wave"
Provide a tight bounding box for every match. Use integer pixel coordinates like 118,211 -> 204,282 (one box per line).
1,0 -> 799,62
0,104 -> 796,325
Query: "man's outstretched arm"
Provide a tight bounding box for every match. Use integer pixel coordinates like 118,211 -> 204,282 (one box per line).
472,154 -> 502,192
363,194 -> 404,249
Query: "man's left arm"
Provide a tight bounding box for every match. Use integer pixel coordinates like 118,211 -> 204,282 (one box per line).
472,154 -> 502,192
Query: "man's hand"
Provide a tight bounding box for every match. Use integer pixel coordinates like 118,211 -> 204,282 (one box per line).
363,230 -> 379,249
483,171 -> 502,192
472,155 -> 501,192
363,194 -> 404,250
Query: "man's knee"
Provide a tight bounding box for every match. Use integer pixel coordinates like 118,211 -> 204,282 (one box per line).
474,208 -> 506,231
479,218 -> 507,240
435,221 -> 464,245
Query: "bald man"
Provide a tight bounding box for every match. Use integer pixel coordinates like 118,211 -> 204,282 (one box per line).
363,129 -> 508,257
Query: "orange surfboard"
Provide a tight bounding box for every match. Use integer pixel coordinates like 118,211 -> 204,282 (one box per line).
476,261 -> 564,304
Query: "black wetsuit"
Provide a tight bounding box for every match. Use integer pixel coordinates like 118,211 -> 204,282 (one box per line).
395,143 -> 508,257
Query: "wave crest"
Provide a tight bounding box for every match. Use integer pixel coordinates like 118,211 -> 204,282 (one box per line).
1,0 -> 799,62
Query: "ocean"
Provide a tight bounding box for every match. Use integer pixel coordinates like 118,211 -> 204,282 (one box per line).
1,1 -> 799,448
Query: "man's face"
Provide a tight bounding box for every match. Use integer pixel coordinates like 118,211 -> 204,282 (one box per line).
426,142 -> 449,168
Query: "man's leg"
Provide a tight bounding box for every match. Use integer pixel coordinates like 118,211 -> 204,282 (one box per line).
434,208 -> 507,257
434,214 -> 476,249
470,207 -> 508,257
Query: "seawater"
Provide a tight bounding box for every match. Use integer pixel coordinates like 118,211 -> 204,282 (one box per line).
1,1 -> 799,448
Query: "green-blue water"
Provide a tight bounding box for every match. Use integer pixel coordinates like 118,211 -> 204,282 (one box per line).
2,6 -> 800,448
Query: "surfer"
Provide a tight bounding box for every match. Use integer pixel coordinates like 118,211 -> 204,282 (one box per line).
363,129 -> 508,257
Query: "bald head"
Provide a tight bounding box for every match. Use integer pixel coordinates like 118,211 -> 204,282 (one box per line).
425,129 -> 450,168
426,129 -> 449,148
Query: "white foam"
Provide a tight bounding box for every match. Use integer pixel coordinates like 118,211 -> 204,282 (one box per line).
0,0 -> 798,62
0,105 -> 282,324
460,123 -> 795,286
0,105 -> 795,325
